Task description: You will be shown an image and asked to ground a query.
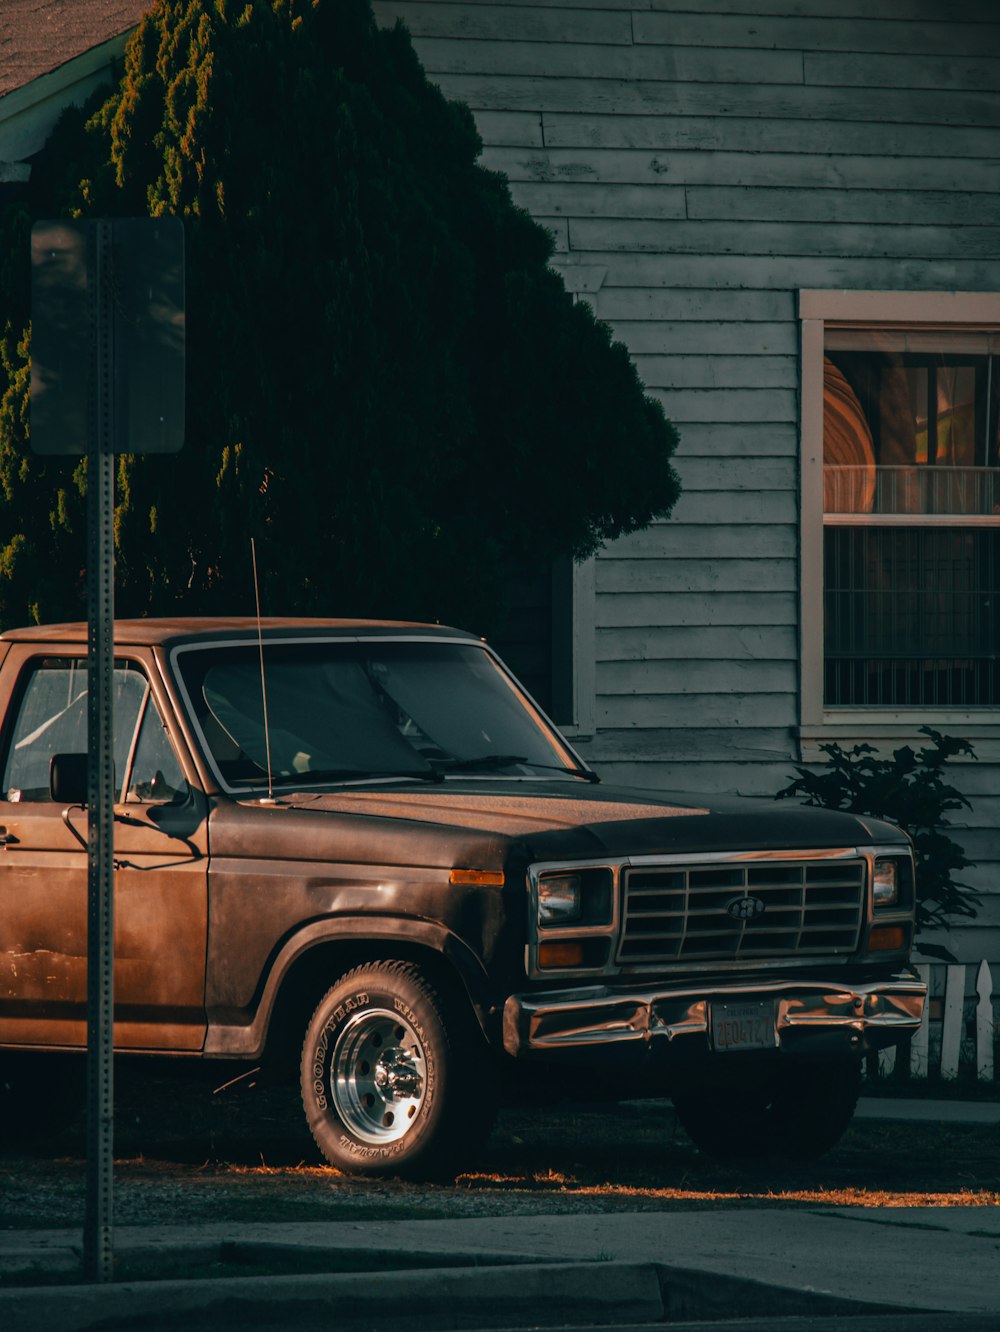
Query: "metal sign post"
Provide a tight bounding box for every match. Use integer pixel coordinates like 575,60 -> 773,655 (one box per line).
31,218 -> 184,1284
84,220 -> 117,1284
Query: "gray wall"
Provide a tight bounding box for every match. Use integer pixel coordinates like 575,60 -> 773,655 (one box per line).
373,0 -> 1000,961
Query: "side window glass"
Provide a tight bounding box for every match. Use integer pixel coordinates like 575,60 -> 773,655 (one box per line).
113,670 -> 148,798
126,700 -> 188,804
2,660 -> 148,802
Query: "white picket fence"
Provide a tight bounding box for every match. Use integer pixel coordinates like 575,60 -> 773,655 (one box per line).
871,959 -> 996,1083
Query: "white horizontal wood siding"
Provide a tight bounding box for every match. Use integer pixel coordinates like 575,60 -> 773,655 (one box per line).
372,0 -> 1000,962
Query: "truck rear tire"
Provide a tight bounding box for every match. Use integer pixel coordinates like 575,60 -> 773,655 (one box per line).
300,960 -> 493,1179
672,1057 -> 862,1162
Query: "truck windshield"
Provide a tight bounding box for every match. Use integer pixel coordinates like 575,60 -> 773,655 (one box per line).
173,639 -> 581,791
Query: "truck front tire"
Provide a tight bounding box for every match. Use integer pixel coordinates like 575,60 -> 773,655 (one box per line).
300,960 -> 492,1179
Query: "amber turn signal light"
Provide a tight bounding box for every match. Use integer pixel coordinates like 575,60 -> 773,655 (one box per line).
538,941 -> 586,969
869,924 -> 907,952
449,868 -> 504,886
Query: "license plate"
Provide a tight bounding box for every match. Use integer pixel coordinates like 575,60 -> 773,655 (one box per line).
711,999 -> 776,1052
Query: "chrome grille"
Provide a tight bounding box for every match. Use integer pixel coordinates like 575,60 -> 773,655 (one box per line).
618,858 -> 866,966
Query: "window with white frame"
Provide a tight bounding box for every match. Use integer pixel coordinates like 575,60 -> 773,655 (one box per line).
800,293 -> 1000,724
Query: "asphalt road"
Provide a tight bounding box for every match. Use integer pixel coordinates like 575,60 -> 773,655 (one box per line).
555,1322 -> 1000,1332
26,1310 -> 1000,1332
517,1322 -> 1000,1332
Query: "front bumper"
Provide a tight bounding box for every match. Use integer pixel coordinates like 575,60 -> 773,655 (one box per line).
502,970 -> 926,1059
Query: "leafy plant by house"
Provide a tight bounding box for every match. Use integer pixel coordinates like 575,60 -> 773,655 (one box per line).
0,0 -> 679,632
776,727 -> 977,956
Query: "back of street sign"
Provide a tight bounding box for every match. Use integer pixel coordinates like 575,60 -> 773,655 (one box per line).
30,218 -> 185,456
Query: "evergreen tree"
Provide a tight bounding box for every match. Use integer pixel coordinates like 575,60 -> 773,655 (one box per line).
0,0 -> 679,631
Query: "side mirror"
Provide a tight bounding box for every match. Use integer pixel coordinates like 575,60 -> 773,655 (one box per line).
50,753 -> 89,805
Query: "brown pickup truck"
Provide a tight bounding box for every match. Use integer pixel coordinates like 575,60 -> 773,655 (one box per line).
0,618 -> 925,1177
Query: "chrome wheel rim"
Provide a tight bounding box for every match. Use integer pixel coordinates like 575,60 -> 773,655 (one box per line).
330,1008 -> 426,1144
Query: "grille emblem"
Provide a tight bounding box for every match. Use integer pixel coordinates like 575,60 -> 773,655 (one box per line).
727,895 -> 766,921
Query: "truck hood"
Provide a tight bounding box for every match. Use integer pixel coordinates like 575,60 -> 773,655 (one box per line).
276,779 -> 906,861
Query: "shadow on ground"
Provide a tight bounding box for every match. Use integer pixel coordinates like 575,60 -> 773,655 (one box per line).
2,1057 -> 998,1228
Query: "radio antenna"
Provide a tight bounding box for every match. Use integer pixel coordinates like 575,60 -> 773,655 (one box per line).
251,538 -> 276,805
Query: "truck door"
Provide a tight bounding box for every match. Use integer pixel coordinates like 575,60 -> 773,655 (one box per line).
0,650 -> 208,1051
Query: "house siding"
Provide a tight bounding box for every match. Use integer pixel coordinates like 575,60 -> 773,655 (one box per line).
374,0 -> 1000,961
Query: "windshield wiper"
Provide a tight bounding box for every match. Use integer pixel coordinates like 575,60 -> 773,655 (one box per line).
435,754 -> 600,783
240,767 -> 445,788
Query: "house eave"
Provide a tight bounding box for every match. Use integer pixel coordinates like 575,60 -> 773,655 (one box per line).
0,31 -> 132,166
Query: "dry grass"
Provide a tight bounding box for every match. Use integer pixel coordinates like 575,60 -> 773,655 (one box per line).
2,1063 -> 998,1228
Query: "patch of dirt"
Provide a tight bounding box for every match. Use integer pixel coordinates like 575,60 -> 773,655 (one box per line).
1,1059 -> 998,1229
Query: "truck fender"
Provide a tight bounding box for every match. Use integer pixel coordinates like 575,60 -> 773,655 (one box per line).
203,915 -> 493,1058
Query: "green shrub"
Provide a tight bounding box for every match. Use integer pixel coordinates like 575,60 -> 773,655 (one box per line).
0,0 -> 679,632
776,727 -> 977,957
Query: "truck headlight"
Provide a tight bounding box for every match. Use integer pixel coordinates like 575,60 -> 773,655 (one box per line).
873,857 -> 899,908
538,873 -> 582,926
536,867 -> 613,928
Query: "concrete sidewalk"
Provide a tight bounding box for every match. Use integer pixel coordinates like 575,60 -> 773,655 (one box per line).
855,1095 -> 1000,1123
2,1203 -> 1000,1332
1,1094 -> 997,1332
627,1093 -> 1000,1124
